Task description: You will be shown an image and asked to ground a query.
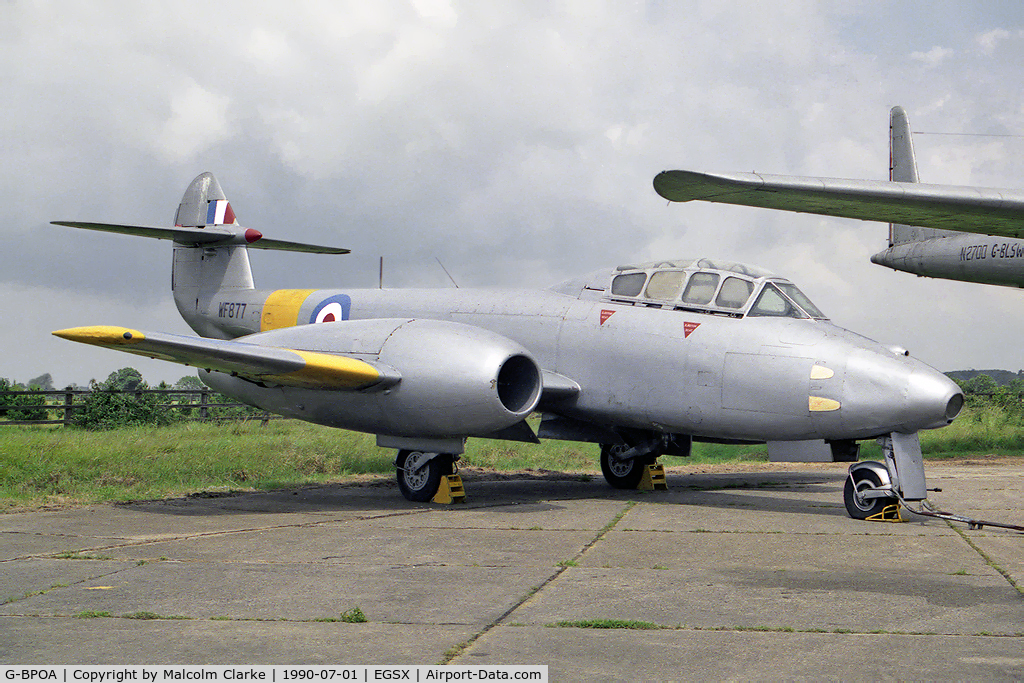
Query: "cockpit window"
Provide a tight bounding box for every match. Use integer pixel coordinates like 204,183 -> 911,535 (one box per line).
611,272 -> 647,297
747,283 -> 807,318
776,282 -> 827,319
680,272 -> 719,305
599,258 -> 827,323
715,277 -> 754,309
645,270 -> 686,300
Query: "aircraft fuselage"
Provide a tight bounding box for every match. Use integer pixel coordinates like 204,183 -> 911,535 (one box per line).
872,233 -> 1024,288
197,272 -> 962,446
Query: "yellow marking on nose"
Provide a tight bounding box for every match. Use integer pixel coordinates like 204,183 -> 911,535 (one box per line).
809,396 -> 841,412
261,289 -> 316,331
810,365 -> 834,380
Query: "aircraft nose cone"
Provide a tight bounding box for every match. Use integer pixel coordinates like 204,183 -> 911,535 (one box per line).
904,368 -> 964,430
840,348 -> 963,436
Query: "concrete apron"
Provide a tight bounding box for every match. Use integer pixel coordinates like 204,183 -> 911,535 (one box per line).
1,462 -> 1022,680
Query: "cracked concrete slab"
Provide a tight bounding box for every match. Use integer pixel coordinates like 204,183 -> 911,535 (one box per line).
466,626 -> 1024,681
1,462 -> 1022,679
0,617 -> 475,665
0,558 -> 137,606
1,561 -> 557,624
91,524 -> 597,568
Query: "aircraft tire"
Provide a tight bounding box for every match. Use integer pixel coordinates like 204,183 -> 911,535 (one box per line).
396,450 -> 453,502
843,469 -> 896,520
600,443 -> 650,489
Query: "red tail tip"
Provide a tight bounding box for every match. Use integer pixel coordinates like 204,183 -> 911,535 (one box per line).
244,228 -> 263,244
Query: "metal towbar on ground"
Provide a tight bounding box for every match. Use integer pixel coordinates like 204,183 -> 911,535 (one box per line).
898,496 -> 1024,533
849,433 -> 1024,533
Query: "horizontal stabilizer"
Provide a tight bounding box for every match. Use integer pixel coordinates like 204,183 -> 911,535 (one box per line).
653,170 -> 1024,240
52,326 -> 396,391
51,221 -> 349,254
247,236 -> 351,254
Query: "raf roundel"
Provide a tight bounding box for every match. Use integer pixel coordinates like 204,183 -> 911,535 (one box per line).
310,294 -> 352,324
316,303 -> 342,323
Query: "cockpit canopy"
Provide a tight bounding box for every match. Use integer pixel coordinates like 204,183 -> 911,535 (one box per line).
604,258 -> 827,320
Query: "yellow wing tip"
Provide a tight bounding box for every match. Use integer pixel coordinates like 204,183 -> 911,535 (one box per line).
288,350 -> 381,388
52,326 -> 146,346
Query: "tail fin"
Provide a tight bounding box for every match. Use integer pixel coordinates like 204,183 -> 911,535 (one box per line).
889,106 -> 919,184
888,106 -> 919,247
170,174 -> 258,336
888,107 -> 958,245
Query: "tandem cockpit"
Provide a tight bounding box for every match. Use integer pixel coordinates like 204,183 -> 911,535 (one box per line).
554,258 -> 828,320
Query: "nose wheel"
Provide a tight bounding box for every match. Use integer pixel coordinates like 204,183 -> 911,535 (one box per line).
843,468 -> 897,520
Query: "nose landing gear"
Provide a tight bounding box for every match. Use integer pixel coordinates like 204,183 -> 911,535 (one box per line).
843,433 -> 1024,532
843,434 -> 924,521
844,465 -> 898,520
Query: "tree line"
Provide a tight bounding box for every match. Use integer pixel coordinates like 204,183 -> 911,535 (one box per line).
949,372 -> 1024,419
0,368 -> 265,429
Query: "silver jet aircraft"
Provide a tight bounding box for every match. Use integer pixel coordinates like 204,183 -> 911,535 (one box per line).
53,173 -> 963,519
654,106 -> 1024,289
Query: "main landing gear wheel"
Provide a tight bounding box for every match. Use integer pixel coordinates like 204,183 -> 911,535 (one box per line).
843,468 -> 897,520
600,443 -> 652,489
396,450 -> 454,502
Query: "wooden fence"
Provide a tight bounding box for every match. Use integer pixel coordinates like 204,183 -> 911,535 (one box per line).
0,388 -> 275,426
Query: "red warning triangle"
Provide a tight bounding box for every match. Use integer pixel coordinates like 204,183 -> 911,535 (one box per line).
684,321 -> 700,338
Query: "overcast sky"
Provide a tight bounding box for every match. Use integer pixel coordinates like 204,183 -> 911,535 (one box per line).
4,1 -> 1024,387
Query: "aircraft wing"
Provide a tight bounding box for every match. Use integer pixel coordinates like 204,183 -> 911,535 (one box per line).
52,326 -> 397,391
653,170 -> 1024,239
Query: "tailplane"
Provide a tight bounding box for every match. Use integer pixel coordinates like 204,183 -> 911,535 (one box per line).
52,172 -> 348,339
53,173 -> 348,254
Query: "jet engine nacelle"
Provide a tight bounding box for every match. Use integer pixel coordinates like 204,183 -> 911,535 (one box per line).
370,318 -> 543,437
201,318 -> 543,438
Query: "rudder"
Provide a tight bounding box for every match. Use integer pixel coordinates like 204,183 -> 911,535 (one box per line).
175,172 -> 238,228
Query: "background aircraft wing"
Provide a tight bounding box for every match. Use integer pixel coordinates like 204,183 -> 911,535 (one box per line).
53,326 -> 397,391
653,170 -> 1024,239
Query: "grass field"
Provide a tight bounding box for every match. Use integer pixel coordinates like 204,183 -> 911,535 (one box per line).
1,400 -> 1021,511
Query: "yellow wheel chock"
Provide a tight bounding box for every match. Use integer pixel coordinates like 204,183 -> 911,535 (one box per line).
638,464 -> 668,491
866,504 -> 904,523
432,474 -> 466,504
